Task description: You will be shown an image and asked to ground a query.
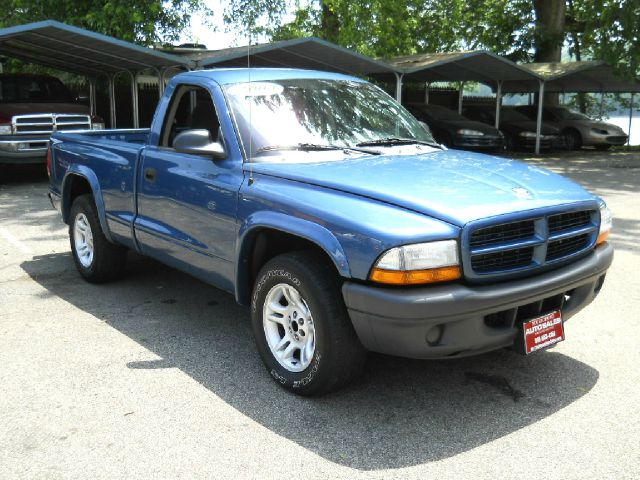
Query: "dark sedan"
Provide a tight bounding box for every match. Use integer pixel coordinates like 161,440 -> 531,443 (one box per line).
406,103 -> 504,151
463,105 -> 561,151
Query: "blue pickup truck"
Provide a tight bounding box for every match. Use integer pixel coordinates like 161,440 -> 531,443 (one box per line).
48,68 -> 613,395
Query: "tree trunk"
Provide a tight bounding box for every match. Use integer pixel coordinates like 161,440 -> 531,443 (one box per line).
320,0 -> 340,43
534,0 -> 566,105
567,0 -> 587,113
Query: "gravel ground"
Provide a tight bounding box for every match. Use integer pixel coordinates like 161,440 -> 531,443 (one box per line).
1,150 -> 638,479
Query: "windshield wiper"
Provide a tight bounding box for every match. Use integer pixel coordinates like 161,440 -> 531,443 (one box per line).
356,137 -> 444,149
256,143 -> 380,155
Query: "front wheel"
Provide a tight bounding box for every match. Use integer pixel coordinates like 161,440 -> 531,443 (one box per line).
564,130 -> 583,150
69,194 -> 127,283
251,251 -> 366,395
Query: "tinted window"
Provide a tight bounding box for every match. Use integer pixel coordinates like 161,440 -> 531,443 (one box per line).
0,76 -> 74,103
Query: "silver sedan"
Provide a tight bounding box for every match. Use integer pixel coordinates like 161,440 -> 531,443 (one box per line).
516,105 -> 628,150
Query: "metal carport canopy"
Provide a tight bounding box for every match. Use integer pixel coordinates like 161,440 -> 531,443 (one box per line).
387,50 -> 547,152
501,61 -> 640,93
389,50 -> 541,84
194,37 -> 398,77
0,20 -> 192,127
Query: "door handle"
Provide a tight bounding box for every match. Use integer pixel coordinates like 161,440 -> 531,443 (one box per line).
144,167 -> 157,182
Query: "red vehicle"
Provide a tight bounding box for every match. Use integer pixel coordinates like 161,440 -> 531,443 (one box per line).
0,73 -> 104,165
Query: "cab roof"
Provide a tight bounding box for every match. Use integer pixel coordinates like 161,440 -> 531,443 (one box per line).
182,68 -> 366,86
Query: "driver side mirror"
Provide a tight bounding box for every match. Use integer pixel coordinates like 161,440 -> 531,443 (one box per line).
173,129 -> 226,159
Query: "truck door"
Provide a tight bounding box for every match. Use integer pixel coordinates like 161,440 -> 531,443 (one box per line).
135,83 -> 242,292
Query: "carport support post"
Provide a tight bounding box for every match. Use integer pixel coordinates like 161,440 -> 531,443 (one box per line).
129,71 -> 139,129
458,82 -> 465,114
424,82 -> 430,104
599,91 -> 605,118
535,80 -> 545,155
628,93 -> 634,147
394,72 -> 404,103
88,78 -> 96,117
494,80 -> 503,129
155,67 -> 165,97
107,75 -> 117,129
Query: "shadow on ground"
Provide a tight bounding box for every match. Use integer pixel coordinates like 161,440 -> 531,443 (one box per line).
21,252 -> 599,470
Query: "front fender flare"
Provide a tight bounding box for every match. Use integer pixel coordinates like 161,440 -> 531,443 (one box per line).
235,211 -> 351,304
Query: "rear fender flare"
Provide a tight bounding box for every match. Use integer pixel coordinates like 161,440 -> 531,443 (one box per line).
61,166 -> 113,243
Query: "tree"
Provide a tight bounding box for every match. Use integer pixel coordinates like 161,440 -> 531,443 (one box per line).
0,0 -> 205,45
224,0 -> 640,78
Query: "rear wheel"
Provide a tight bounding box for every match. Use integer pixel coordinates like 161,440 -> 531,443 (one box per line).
251,251 -> 366,395
69,194 -> 127,283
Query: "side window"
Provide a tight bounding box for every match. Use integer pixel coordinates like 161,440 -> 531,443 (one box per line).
161,85 -> 221,148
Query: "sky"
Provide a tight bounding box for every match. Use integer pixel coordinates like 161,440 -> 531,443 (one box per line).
178,0 -> 282,50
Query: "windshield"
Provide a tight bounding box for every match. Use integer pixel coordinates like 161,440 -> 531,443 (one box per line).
560,109 -> 591,120
224,78 -> 436,160
0,76 -> 75,103
500,108 -> 532,122
423,105 -> 466,121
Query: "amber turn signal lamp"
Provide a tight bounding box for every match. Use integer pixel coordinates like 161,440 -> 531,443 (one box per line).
370,265 -> 462,285
596,230 -> 609,246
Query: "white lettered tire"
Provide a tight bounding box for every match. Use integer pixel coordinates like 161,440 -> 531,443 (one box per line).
251,251 -> 366,395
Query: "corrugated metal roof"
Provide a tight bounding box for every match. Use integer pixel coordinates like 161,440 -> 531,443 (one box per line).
388,50 -> 541,84
0,20 -> 190,76
502,61 -> 640,93
194,37 -> 397,76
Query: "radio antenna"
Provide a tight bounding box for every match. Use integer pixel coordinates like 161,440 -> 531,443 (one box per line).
247,20 -> 254,185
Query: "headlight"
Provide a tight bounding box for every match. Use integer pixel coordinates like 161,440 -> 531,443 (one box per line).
591,128 -> 609,135
457,129 -> 484,136
519,131 -> 537,138
0,125 -> 12,135
92,122 -> 105,130
597,200 -> 612,245
370,240 -> 461,285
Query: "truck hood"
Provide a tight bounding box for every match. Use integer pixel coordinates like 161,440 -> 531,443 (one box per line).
0,103 -> 89,117
248,149 -> 597,227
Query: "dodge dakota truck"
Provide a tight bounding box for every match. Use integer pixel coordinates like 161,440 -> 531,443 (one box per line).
1,73 -> 103,165
48,69 -> 613,395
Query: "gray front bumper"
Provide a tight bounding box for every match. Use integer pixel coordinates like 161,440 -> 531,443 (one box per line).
342,242 -> 613,359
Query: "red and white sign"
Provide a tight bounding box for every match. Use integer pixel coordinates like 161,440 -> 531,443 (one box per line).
522,310 -> 564,355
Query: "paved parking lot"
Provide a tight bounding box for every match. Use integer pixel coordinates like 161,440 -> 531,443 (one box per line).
1,151 -> 639,479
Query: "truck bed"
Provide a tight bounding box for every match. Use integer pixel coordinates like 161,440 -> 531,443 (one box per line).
53,128 -> 150,145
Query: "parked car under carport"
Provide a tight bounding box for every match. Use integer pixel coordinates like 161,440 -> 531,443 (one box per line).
406,103 -> 504,151
463,105 -> 561,151
514,105 -> 628,150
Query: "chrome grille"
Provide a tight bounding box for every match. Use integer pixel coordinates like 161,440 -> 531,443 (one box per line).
465,208 -> 598,280
13,114 -> 90,135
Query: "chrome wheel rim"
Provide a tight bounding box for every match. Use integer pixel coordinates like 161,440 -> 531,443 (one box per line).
73,213 -> 94,268
263,283 -> 316,372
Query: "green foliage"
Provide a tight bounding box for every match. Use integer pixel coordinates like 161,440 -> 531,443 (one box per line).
573,0 -> 640,78
0,0 -> 204,45
225,0 -> 640,77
